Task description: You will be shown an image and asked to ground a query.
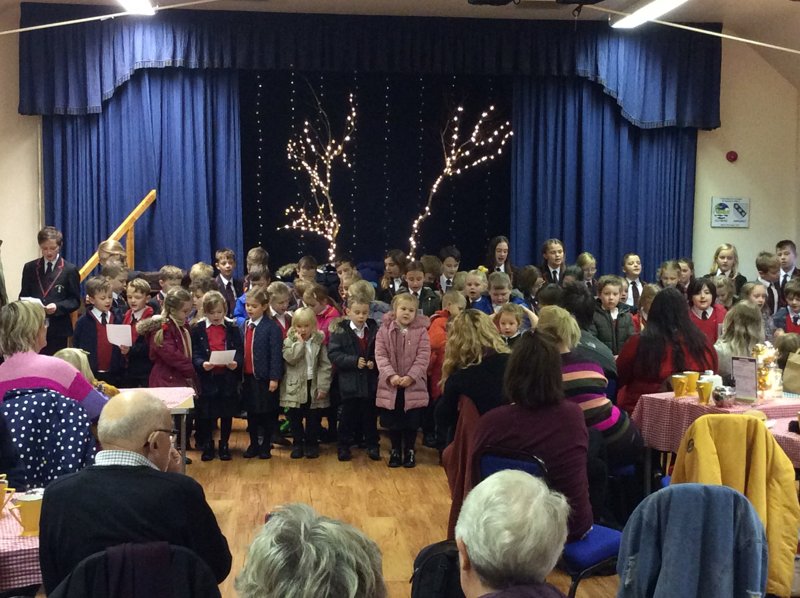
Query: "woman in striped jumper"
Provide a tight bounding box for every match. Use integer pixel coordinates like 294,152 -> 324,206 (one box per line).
538,305 -> 642,467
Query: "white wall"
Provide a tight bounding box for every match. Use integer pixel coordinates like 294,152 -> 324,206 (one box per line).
0,3 -> 41,300
693,38 -> 799,280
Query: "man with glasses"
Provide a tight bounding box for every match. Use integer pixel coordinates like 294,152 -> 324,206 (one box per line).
39,391 -> 232,593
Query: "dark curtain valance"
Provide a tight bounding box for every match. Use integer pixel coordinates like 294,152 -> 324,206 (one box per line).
19,2 -> 721,128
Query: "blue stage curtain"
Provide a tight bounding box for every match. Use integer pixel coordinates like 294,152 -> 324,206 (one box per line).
20,3 -> 720,129
42,68 -> 241,272
511,76 -> 696,277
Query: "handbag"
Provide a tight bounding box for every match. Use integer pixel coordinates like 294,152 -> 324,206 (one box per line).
782,349 -> 800,394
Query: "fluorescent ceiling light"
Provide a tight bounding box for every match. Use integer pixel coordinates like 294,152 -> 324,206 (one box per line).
612,0 -> 690,29
119,0 -> 156,15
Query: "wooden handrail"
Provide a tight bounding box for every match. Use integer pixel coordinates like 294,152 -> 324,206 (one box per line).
79,190 -> 157,281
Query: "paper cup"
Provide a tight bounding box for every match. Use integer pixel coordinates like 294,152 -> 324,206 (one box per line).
671,374 -> 688,397
697,380 -> 714,405
683,371 -> 700,393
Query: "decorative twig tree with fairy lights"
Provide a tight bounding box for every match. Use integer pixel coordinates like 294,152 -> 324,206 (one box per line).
407,105 -> 512,259
281,89 -> 356,262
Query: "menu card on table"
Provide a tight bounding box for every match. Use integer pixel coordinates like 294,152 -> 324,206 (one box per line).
732,357 -> 758,403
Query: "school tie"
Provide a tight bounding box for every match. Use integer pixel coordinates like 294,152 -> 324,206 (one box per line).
495,267 -> 501,272
783,273 -> 790,291
45,262 -> 53,276
702,311 -> 709,321
413,291 -> 419,298
225,282 -> 235,312
248,321 -> 256,330
631,280 -> 640,305
552,270 -> 559,284
767,284 -> 776,314
794,316 -> 800,327
445,279 -> 452,289
101,312 -> 108,326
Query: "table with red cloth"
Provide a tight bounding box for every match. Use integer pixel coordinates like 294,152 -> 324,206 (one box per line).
0,501 -> 41,592
632,392 -> 800,491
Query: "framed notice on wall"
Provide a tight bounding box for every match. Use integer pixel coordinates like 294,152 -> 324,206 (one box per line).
711,197 -> 750,228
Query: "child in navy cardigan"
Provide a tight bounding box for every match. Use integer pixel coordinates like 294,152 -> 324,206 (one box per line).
192,291 -> 243,462
73,277 -> 124,387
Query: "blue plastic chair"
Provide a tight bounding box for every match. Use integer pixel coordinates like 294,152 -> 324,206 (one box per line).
477,448 -> 621,598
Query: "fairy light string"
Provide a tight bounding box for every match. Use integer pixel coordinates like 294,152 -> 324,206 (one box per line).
407,105 -> 512,259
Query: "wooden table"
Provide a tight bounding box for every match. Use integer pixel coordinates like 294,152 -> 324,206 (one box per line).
632,392 -> 800,493
0,500 -> 41,592
120,387 -> 195,473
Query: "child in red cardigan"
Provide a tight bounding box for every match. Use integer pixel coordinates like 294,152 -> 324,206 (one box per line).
688,277 -> 727,344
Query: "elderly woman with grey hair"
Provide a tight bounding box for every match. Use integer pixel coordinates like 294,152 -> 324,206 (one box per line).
236,503 -> 387,598
455,470 -> 570,598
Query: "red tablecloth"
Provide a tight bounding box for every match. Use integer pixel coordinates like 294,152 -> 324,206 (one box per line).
0,505 -> 41,591
632,392 -> 800,467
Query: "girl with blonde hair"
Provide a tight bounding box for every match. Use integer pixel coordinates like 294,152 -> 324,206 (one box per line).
709,243 -> 747,294
137,287 -> 197,389
280,307 -> 332,460
435,310 -> 510,449
714,301 -> 765,383
54,348 -> 120,397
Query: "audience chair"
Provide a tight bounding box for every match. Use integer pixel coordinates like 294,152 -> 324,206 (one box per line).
671,414 -> 800,596
48,542 -> 221,598
0,388 -> 96,487
617,483 -> 767,598
476,449 -> 621,598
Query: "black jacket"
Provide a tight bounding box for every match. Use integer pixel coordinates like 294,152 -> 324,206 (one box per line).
40,464 -> 232,593
327,318 -> 378,401
19,257 -> 80,338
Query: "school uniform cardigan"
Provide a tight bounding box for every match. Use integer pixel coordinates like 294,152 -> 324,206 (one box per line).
239,317 -> 283,382
72,312 -> 125,376
689,303 -> 728,344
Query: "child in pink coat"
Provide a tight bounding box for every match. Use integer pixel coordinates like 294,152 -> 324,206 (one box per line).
375,293 -> 431,468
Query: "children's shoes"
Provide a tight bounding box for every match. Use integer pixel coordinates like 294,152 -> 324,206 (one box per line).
338,448 -> 352,462
201,441 -> 215,462
366,447 -> 381,461
290,445 -> 304,459
403,450 -> 416,468
218,442 -> 231,461
243,444 -> 259,459
388,450 -> 402,468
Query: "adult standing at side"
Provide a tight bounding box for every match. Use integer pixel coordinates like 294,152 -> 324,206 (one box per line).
19,227 -> 80,355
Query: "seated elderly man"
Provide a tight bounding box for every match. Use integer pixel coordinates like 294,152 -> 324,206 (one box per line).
236,503 -> 387,598
39,391 -> 232,593
455,470 -> 570,598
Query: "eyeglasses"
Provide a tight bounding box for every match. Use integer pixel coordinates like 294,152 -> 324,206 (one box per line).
148,428 -> 178,444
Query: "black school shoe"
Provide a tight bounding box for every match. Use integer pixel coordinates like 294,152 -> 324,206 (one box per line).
366,447 -> 381,461
218,442 -> 231,461
388,450 -> 402,468
422,433 -> 437,448
338,447 -> 352,462
290,445 -> 305,459
305,445 -> 320,459
258,445 -> 272,459
201,442 -> 215,462
243,444 -> 259,459
403,450 -> 416,468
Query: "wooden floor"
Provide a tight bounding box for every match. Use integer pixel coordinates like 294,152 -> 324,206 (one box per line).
190,421 -> 619,598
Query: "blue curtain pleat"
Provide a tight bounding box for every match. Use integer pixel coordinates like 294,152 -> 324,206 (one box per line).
511,76 -> 696,277
19,3 -> 720,129
42,68 -> 241,272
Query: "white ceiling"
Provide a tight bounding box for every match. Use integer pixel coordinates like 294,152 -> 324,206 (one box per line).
11,0 -> 800,89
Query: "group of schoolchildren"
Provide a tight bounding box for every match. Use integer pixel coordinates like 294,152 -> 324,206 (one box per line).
61,233 -> 800,467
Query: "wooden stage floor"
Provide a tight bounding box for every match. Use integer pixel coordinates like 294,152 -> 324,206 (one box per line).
190,421 -> 619,598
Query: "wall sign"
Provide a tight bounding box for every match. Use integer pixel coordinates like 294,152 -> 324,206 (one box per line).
711,197 -> 750,228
